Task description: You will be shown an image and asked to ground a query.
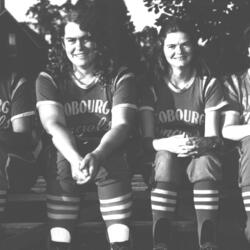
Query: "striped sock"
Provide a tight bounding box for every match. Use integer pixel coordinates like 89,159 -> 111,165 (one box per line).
100,192 -> 132,224
0,190 -> 7,221
151,182 -> 177,240
98,181 -> 132,243
151,182 -> 177,221
242,186 -> 250,242
46,194 -> 80,234
193,181 -> 219,245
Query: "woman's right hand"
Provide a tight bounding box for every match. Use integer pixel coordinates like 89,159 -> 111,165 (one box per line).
71,158 -> 91,185
154,134 -> 197,156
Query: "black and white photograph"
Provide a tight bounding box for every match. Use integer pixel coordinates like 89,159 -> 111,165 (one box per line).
0,0 -> 250,249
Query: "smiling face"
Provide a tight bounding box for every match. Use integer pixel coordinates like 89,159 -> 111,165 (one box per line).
63,22 -> 97,70
163,31 -> 194,69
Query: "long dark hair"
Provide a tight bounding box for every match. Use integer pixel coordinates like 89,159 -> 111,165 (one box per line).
153,17 -> 209,81
242,25 -> 250,68
48,2 -> 115,86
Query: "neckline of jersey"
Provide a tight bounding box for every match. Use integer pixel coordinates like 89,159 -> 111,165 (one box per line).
165,70 -> 197,93
71,72 -> 99,90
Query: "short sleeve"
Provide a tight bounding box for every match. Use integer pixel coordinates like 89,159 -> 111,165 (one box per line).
11,75 -> 35,121
36,72 -> 62,109
204,77 -> 228,112
222,75 -> 241,114
137,74 -> 155,112
112,67 -> 138,111
139,86 -> 155,112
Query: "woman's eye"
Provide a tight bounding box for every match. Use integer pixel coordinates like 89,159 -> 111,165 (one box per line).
167,45 -> 175,49
66,39 -> 76,43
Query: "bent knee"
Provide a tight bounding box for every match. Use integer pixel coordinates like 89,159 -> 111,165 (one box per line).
187,154 -> 222,183
154,151 -> 180,183
154,151 -> 176,169
240,136 -> 250,157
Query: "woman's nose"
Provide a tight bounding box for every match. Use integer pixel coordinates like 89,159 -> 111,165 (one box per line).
75,39 -> 82,49
175,45 -> 183,53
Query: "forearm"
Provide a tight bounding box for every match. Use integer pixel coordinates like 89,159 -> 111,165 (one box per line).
142,137 -> 172,152
152,137 -> 171,151
222,124 -> 250,141
46,123 -> 82,164
93,124 -> 130,160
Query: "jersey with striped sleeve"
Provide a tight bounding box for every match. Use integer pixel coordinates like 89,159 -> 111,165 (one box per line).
222,70 -> 250,124
0,72 -> 35,131
139,73 -> 227,138
36,67 -> 137,140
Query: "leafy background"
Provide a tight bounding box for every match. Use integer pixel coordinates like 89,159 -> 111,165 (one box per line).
26,0 -> 250,76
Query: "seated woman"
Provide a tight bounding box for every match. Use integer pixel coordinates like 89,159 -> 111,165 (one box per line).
222,25 -> 250,246
0,65 -> 36,233
139,17 -> 226,250
36,4 -> 137,250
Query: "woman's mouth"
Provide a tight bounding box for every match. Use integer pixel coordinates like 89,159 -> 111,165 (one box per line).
74,52 -> 87,57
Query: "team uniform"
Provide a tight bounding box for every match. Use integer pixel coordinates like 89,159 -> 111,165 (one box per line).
36,67 -> 137,234
0,72 -> 35,219
223,71 -> 250,187
139,72 -> 227,244
222,70 -> 250,240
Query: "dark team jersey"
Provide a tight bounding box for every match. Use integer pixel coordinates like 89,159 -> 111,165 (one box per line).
139,73 -> 227,138
222,70 -> 250,124
0,73 -> 35,131
36,67 -> 137,141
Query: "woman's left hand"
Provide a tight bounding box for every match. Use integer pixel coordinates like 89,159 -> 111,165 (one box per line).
178,136 -> 221,157
77,152 -> 102,184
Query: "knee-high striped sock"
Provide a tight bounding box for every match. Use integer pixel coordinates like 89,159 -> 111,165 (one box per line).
98,181 -> 132,243
0,189 -> 7,221
151,182 -> 177,239
0,189 -> 7,241
47,193 -> 80,239
193,181 -> 219,245
242,186 -> 250,242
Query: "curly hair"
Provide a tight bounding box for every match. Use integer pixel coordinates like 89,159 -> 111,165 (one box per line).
47,2 -> 115,85
243,25 -> 250,47
153,17 -> 210,81
243,25 -> 250,67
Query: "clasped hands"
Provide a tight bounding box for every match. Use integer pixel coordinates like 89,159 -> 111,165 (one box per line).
159,134 -> 219,157
71,152 -> 101,185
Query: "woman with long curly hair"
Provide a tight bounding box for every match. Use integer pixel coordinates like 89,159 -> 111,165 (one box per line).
36,4 -> 137,250
139,17 -> 226,250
